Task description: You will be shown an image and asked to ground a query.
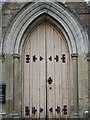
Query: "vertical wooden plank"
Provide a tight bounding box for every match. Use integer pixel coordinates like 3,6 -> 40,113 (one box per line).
23,39 -> 30,117
35,27 -> 39,118
53,29 -> 61,118
39,23 -> 46,118
32,29 -> 38,118
36,30 -> 39,118
46,23 -> 53,118
61,35 -> 68,118
58,32 -> 63,117
51,27 -> 55,118
64,39 -> 70,118
29,36 -> 33,118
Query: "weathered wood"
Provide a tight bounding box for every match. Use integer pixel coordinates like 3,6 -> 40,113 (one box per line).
22,22 -> 70,118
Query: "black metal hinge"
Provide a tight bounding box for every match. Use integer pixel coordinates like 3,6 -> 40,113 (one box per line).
40,56 -> 43,61
33,55 -> 37,62
26,55 -> 30,63
54,55 -> 59,62
61,54 -> 66,63
48,56 -> 52,61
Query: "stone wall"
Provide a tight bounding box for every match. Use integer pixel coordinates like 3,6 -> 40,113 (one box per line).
2,2 -> 27,37
65,2 -> 90,39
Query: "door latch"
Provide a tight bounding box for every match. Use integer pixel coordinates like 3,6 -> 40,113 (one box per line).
48,77 -> 53,84
55,106 -> 60,113
32,107 -> 37,114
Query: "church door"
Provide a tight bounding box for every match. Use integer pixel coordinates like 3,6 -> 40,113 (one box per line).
22,22 -> 70,118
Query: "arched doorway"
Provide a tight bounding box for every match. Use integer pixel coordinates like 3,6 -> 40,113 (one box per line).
1,2 -> 89,118
22,22 -> 70,118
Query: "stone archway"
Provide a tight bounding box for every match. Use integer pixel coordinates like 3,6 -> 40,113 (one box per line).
2,2 -> 88,54
1,2 -> 89,118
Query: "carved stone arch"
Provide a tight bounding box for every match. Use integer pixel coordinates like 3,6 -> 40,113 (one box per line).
19,13 -> 72,55
2,2 -> 89,55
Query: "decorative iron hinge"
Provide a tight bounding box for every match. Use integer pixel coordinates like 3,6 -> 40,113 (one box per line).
54,55 -> 59,62
63,105 -> 67,115
26,55 -> 30,63
61,54 -> 66,63
33,55 -> 37,62
40,107 -> 43,112
32,107 -> 37,114
49,107 -> 53,112
55,106 -> 60,113
40,56 -> 43,61
25,106 -> 30,116
48,56 -> 52,61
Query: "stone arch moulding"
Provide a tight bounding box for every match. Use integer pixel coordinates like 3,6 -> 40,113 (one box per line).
2,2 -> 89,55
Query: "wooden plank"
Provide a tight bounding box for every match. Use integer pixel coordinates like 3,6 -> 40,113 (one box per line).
58,32 -> 63,117
46,23 -> 54,118
52,27 -> 55,118
29,34 -> 33,118
33,30 -> 38,118
38,23 -> 46,118
53,29 -> 60,118
61,35 -> 69,118
23,39 -> 30,117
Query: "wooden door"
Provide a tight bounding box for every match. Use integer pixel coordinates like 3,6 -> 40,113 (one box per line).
22,22 -> 70,118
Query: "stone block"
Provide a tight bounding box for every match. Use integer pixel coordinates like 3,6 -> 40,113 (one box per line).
2,15 -> 12,27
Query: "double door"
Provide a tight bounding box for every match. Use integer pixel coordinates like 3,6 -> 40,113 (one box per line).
22,22 -> 70,118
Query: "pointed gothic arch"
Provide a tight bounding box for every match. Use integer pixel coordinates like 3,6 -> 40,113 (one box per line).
2,2 -> 89,55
